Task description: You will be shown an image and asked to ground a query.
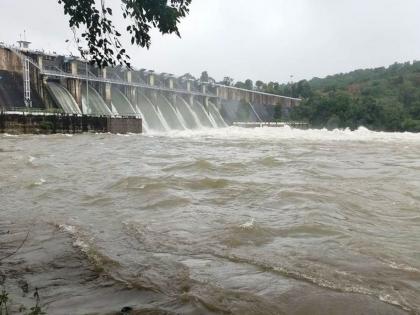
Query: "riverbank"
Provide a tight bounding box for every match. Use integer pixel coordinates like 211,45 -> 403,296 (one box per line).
0,221 -> 409,315
0,220 -> 174,315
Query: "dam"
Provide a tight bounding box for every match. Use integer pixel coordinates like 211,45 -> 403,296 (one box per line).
0,42 -> 301,133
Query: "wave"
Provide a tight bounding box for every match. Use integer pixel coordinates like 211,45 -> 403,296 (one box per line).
256,156 -> 285,167
139,196 -> 191,210
185,177 -> 230,190
212,252 -> 414,313
380,259 -> 420,273
220,220 -> 345,248
56,221 -> 415,314
110,175 -> 232,193
2,133 -> 19,137
58,221 -> 297,314
222,220 -> 278,248
26,178 -> 46,188
58,224 -> 120,274
6,125 -> 419,144
108,176 -> 169,191
146,126 -> 420,143
162,159 -> 215,172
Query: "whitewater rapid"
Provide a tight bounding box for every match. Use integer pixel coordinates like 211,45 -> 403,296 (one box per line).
146,126 -> 420,142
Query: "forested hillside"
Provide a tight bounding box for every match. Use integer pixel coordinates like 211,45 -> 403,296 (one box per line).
222,61 -> 420,131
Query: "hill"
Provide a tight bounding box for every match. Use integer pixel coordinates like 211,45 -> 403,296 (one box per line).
230,61 -> 420,131
292,61 -> 420,131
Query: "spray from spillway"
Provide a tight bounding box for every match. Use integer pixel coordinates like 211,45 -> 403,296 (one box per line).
167,96 -> 189,130
155,94 -> 185,130
248,102 -> 263,122
208,102 -> 228,128
111,87 -> 136,116
190,100 -> 214,128
135,94 -> 229,132
81,84 -> 113,116
136,93 -> 169,131
176,96 -> 203,129
195,100 -> 218,127
47,82 -> 81,114
47,83 -> 229,132
111,87 -> 149,132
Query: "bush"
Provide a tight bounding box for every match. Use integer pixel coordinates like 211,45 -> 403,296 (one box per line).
39,121 -> 54,132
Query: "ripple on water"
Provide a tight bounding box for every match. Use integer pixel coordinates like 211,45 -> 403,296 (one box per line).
25,178 -> 46,188
220,220 -> 344,248
2,129 -> 420,314
140,196 -> 191,210
108,176 -> 169,191
162,159 -> 216,173
185,177 -> 230,190
256,156 -> 285,167
80,194 -> 115,207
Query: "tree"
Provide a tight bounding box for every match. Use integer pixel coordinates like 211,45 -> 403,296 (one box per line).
255,80 -> 264,91
266,82 -> 279,94
244,79 -> 254,91
58,0 -> 192,68
180,73 -> 196,81
200,71 -> 209,82
220,77 -> 234,86
295,80 -> 312,98
326,114 -> 341,130
194,60 -> 420,132
273,103 -> 284,121
234,81 -> 246,89
407,101 -> 420,119
234,79 -> 253,90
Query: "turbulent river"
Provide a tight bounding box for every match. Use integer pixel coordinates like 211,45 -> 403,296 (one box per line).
1,127 -> 420,315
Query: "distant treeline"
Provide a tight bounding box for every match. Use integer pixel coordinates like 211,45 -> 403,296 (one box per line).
210,61 -> 420,131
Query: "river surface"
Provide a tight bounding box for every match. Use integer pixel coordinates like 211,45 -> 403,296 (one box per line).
1,127 -> 420,315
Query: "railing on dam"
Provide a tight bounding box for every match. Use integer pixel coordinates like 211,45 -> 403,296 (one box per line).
3,107 -> 140,120
41,69 -> 218,98
216,84 -> 301,106
2,44 -> 301,107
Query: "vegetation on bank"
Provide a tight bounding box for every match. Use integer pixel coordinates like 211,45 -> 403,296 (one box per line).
1,228 -> 46,315
0,283 -> 46,315
215,60 -> 420,132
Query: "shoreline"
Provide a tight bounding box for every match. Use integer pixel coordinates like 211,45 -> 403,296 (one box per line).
0,220 -> 410,315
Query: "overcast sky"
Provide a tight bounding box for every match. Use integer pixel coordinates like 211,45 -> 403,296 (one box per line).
0,0 -> 419,83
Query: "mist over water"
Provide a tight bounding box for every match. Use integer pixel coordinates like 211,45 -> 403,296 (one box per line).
1,127 -> 420,314
46,81 -> 228,133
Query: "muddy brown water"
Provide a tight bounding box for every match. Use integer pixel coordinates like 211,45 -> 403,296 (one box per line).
0,127 -> 419,314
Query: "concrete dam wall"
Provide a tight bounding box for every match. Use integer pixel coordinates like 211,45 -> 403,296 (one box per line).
0,45 -> 301,132
0,112 -> 142,134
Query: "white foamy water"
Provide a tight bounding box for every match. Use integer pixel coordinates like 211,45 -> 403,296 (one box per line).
239,218 -> 255,229
1,128 -> 419,314
148,126 -> 420,143
34,178 -> 46,186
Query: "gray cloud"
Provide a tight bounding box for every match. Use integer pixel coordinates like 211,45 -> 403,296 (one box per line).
0,0 -> 419,83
